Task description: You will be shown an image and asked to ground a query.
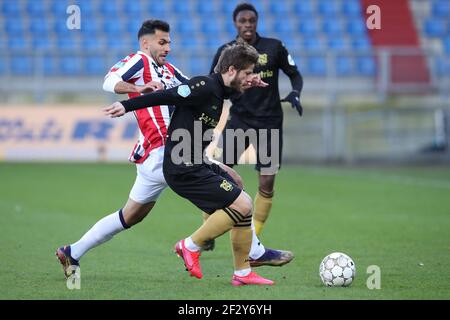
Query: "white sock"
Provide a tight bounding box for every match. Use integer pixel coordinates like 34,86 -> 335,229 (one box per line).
234,268 -> 251,277
184,236 -> 201,252
249,222 -> 266,259
70,210 -> 128,260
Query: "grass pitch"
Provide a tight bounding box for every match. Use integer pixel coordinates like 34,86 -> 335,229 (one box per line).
1,163 -> 449,299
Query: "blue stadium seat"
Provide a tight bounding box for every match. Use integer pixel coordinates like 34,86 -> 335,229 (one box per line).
147,1 -> 170,16
196,0 -> 216,15
81,38 -> 105,51
103,20 -> 124,35
431,0 -> 450,18
189,56 -> 208,75
105,37 -> 128,50
0,58 -> 5,75
54,18 -> 72,35
434,57 -> 450,76
336,57 -> 354,76
42,56 -> 58,76
4,18 -> 25,35
318,0 -> 339,16
126,20 -> 142,35
33,38 -> 53,50
303,38 -> 324,51
293,1 -> 314,16
282,37 -> 300,51
176,37 -> 201,51
222,1 -> 239,16
256,19 -> 268,34
269,2 -> 291,16
356,56 -> 376,76
273,20 -> 295,35
328,38 -> 349,51
11,56 -> 33,75
175,20 -> 197,35
224,19 -> 237,37
352,38 -> 371,52
30,19 -> 50,34
323,20 -> 344,36
298,19 -> 320,36
342,0 -> 362,17
444,37 -> 450,54
27,1 -> 46,15
201,21 -> 220,36
85,56 -> 108,75
81,19 -> 101,36
424,20 -> 447,37
2,1 -> 21,15
56,37 -> 80,51
307,56 -> 327,76
76,0 -> 96,17
172,1 -> 192,15
8,38 -> 28,50
99,0 -> 120,16
50,0 -> 71,16
205,37 -> 225,51
347,19 -> 366,36
123,1 -> 142,16
60,56 -> 82,75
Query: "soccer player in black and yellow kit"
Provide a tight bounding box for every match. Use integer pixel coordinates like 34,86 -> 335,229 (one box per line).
208,3 -> 304,241
104,42 -> 275,286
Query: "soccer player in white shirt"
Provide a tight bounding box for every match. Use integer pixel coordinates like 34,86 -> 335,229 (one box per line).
56,20 -> 293,278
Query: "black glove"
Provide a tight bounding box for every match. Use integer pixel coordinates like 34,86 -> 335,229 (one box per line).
281,90 -> 303,117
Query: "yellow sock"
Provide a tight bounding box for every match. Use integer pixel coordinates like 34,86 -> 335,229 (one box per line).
191,209 -> 235,247
253,189 -> 273,236
230,226 -> 252,270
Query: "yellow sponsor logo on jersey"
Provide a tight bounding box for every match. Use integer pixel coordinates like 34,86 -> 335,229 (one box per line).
259,70 -> 273,79
198,113 -> 218,127
220,180 -> 233,192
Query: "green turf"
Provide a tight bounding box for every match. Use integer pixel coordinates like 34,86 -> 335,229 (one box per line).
0,163 -> 449,299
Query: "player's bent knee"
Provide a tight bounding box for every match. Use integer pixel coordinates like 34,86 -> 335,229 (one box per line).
123,200 -> 155,226
230,191 -> 252,216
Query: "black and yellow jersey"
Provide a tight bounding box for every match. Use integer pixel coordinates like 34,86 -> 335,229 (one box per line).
121,73 -> 233,172
210,33 -> 303,128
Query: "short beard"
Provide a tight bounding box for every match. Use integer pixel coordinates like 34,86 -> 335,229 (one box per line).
230,77 -> 242,92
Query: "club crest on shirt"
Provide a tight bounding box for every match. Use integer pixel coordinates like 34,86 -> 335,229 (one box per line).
220,180 -> 233,192
112,61 -> 125,69
177,85 -> 191,98
258,54 -> 268,66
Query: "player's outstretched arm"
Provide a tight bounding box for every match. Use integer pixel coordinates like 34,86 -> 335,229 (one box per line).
104,76 -> 212,117
103,102 -> 126,118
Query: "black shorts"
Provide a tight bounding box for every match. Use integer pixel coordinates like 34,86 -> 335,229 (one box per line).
217,114 -> 283,173
163,163 -> 242,214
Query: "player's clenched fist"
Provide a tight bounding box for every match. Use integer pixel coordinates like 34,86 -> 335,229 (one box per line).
103,102 -> 126,118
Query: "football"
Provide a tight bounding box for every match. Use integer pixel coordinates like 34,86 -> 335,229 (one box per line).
319,252 -> 356,287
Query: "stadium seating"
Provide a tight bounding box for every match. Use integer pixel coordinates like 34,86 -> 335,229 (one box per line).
0,57 -> 5,75
412,0 -> 450,78
2,0 -> 446,79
